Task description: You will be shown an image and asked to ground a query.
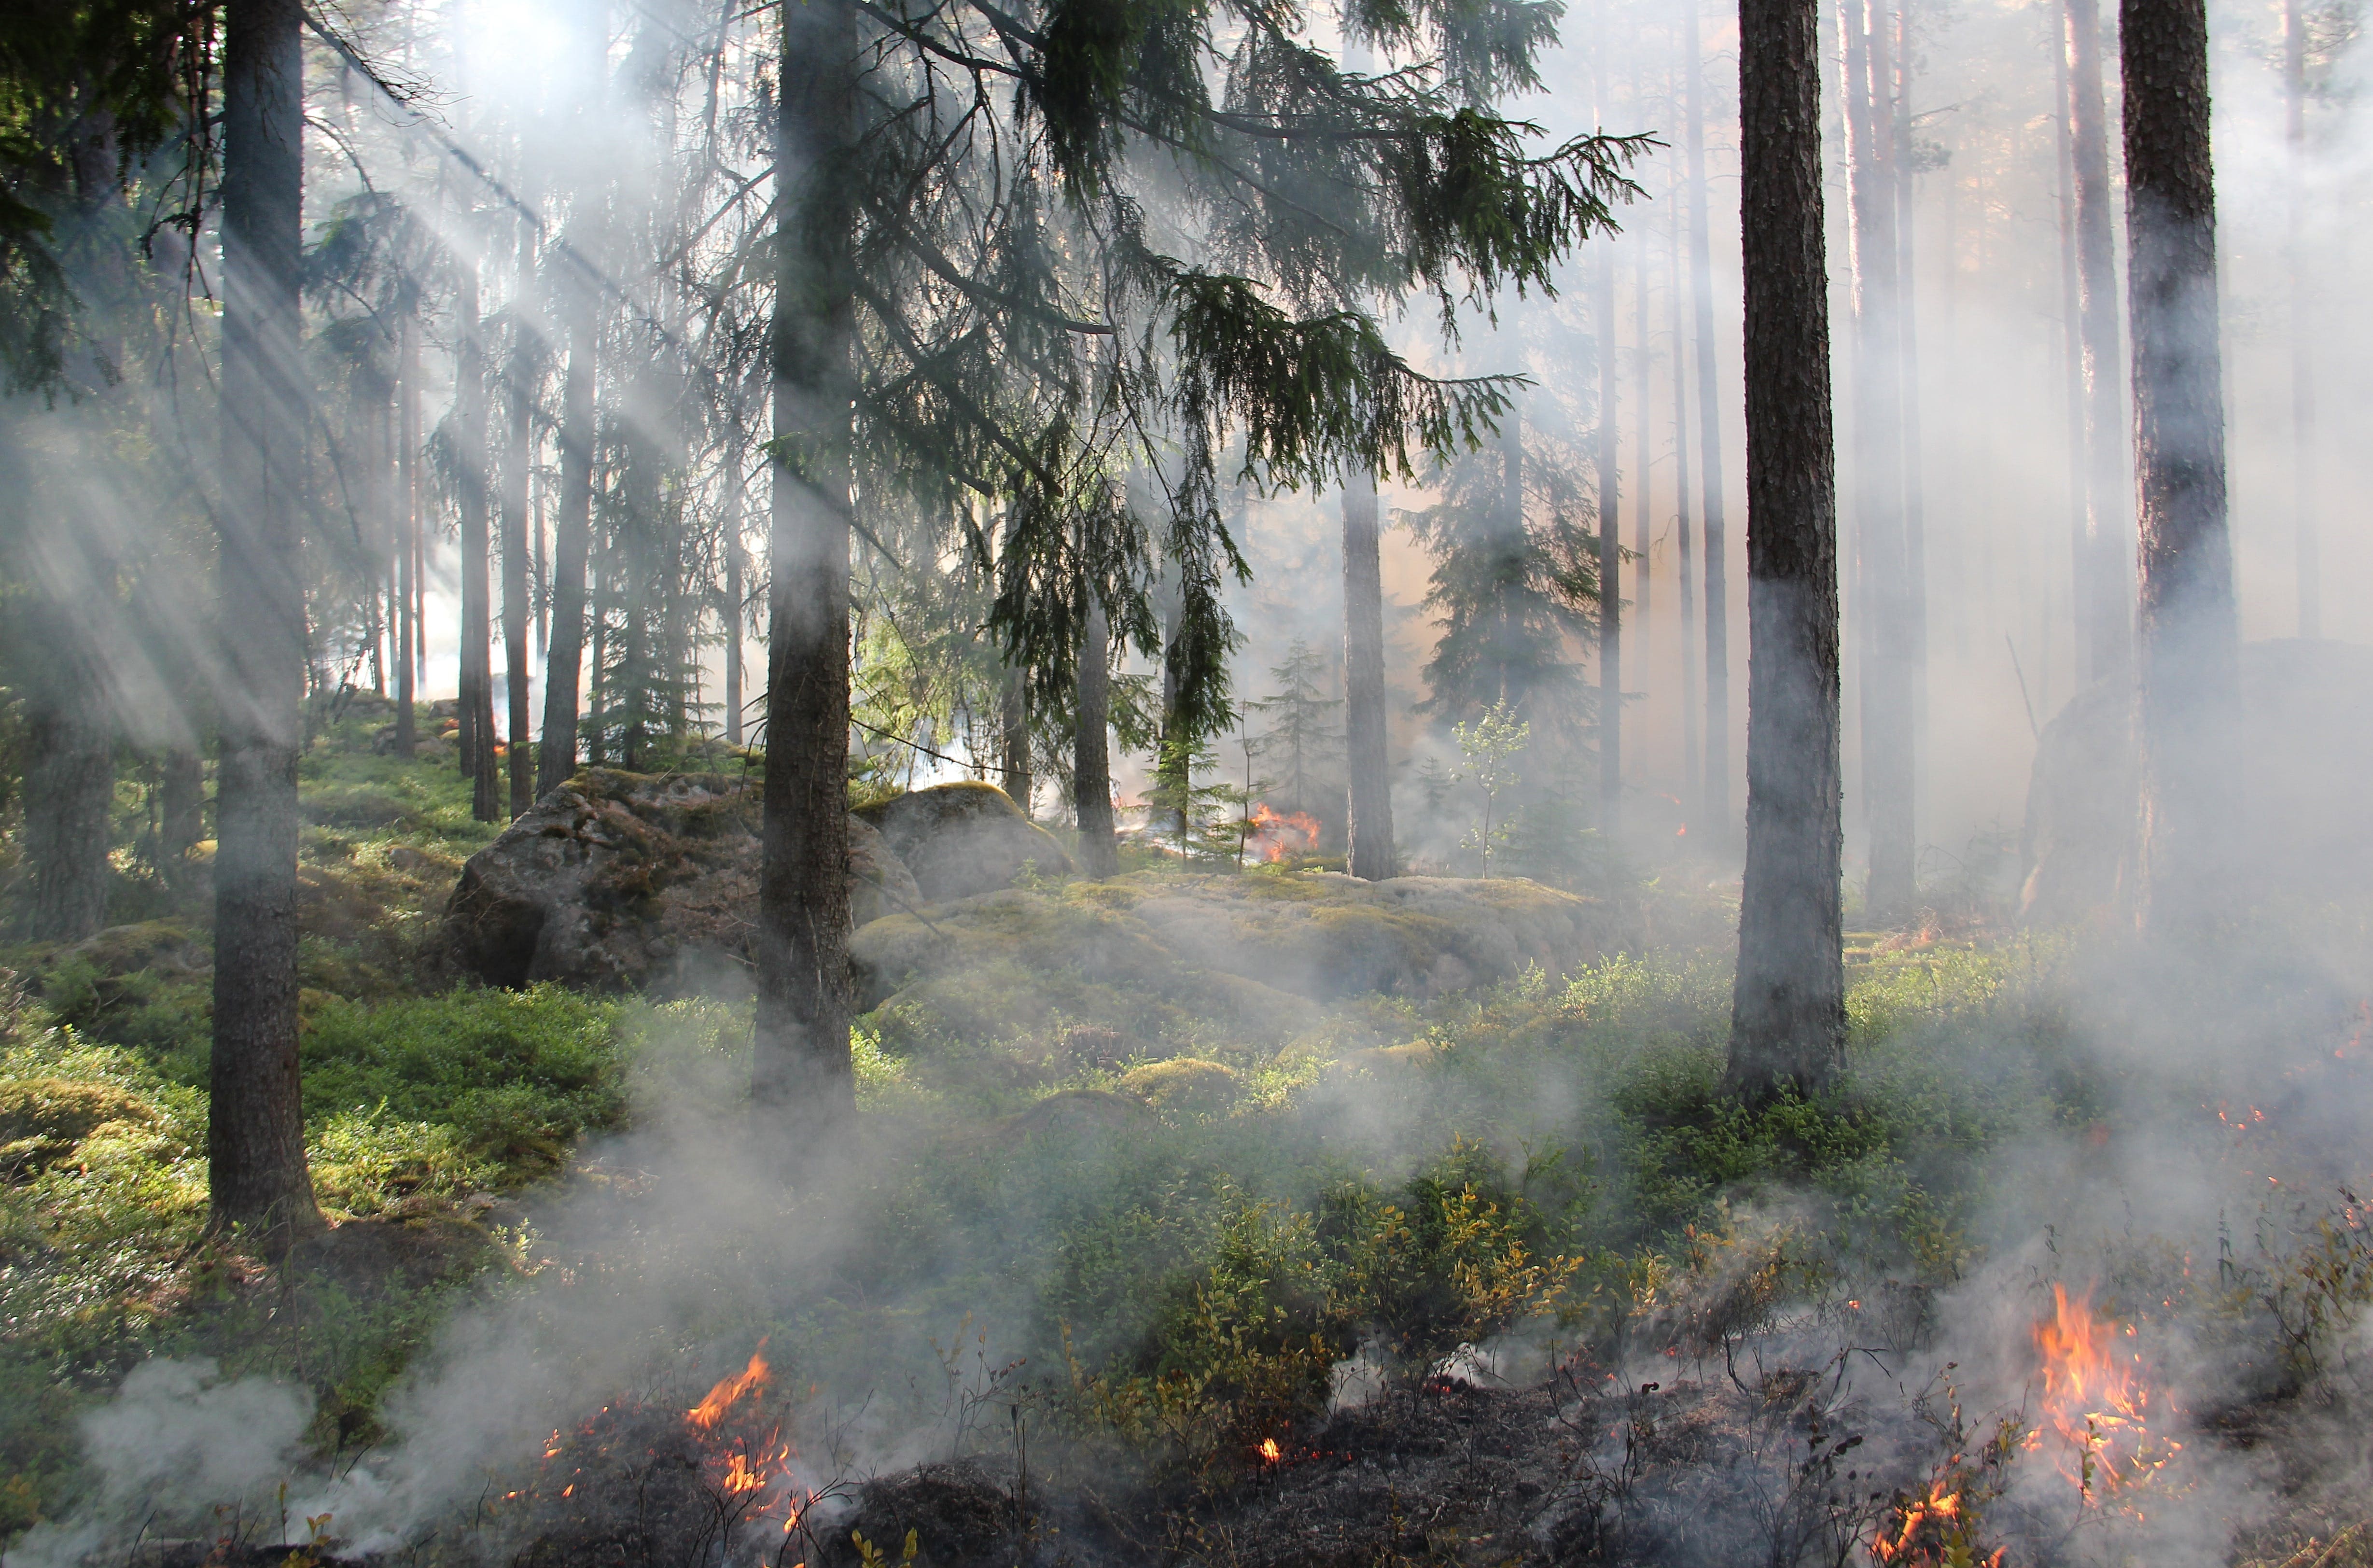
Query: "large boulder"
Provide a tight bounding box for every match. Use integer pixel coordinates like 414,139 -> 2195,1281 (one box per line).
2020,639 -> 2373,922
442,770 -> 922,992
854,782 -> 1073,901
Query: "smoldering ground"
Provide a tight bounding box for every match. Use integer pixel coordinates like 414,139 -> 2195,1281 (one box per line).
11,904 -> 2373,1568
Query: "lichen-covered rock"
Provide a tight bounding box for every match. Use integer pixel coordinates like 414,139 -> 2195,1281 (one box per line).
442,770 -> 921,993
854,781 -> 1073,901
2020,639 -> 2373,923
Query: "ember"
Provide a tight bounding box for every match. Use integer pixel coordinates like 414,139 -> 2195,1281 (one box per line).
2029,1285 -> 2180,1500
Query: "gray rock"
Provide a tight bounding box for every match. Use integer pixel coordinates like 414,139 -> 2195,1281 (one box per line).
854,781 -> 1074,901
442,769 -> 921,992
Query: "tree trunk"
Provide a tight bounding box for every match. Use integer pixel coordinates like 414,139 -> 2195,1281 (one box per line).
502,238 -> 535,819
161,743 -> 205,863
1341,470 -> 1395,880
456,259 -> 501,822
1000,671 -> 1031,812
2054,24 -> 2089,654
537,259 -> 596,796
2284,0 -> 2316,638
22,620 -> 113,942
1633,208 -> 1653,672
1894,1 -> 1929,801
1594,17 -> 1622,837
2068,0 -> 2130,681
212,0 -> 321,1242
1843,0 -> 1915,913
724,465 -> 746,746
1726,0 -> 1846,1098
752,0 -> 859,1122
1075,591 -> 1120,878
1685,0 -> 1733,840
2124,0 -> 2239,936
396,311 -> 419,759
1669,173 -> 1701,814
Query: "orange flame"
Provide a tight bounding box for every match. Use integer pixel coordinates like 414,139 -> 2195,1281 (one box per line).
688,1342 -> 770,1431
1258,1437 -> 1282,1462
1871,1479 -> 2002,1568
2029,1285 -> 2179,1500
1246,803 -> 1322,863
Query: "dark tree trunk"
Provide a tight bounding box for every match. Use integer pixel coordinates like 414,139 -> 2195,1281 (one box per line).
1000,671 -> 1031,812
1685,0 -> 1733,839
1669,179 -> 1701,812
1593,16 -> 1622,835
456,262 -> 501,822
2124,0 -> 2239,936
724,470 -> 746,746
22,621 -> 113,942
1726,0 -> 1846,1098
1340,471 -> 1395,880
2068,0 -> 2130,681
161,743 -> 205,863
502,255 -> 535,819
1075,592 -> 1119,878
1843,0 -> 1915,913
212,0 -> 320,1243
753,0 -> 858,1122
397,311 -> 419,757
537,263 -> 595,797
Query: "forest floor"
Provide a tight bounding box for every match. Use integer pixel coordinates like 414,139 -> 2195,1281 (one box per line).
2,710 -> 2371,1567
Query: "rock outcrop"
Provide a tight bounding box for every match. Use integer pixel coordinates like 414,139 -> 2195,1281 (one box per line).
443,769 -> 924,992
2020,639 -> 2373,922
855,781 -> 1072,901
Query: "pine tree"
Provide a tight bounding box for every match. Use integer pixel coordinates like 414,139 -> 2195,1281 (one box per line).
2125,0 -> 2239,937
211,0 -> 321,1241
1251,639 -> 1343,824
1726,0 -> 1847,1098
1341,471 -> 1397,879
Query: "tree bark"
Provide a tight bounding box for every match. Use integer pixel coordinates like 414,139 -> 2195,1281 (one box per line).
161,743 -> 205,863
537,257 -> 596,797
1341,470 -> 1395,880
22,619 -> 113,942
1669,169 -> 1701,813
455,257 -> 501,822
1684,0 -> 1733,840
1000,670 -> 1031,812
1075,591 -> 1120,878
1594,16 -> 1622,837
212,0 -> 320,1242
724,458 -> 746,746
1842,0 -> 1915,913
753,0 -> 859,1123
2124,0 -> 2239,936
396,312 -> 419,759
2284,0 -> 2316,638
1726,0 -> 1846,1097
2068,0 -> 2130,681
502,233 -> 536,819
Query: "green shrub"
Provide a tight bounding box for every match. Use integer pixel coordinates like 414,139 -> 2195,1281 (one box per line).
300,986 -> 626,1176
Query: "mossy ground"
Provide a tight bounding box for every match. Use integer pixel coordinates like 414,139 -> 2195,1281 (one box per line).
0,719 -> 2368,1558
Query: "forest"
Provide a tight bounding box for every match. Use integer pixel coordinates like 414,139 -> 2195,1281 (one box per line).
0,0 -> 2370,1563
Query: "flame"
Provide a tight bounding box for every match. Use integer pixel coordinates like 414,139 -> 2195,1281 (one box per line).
1258,1437 -> 1282,1462
688,1341 -> 770,1432
2029,1285 -> 2179,1500
1871,1479 -> 2001,1568
1245,803 -> 1321,863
